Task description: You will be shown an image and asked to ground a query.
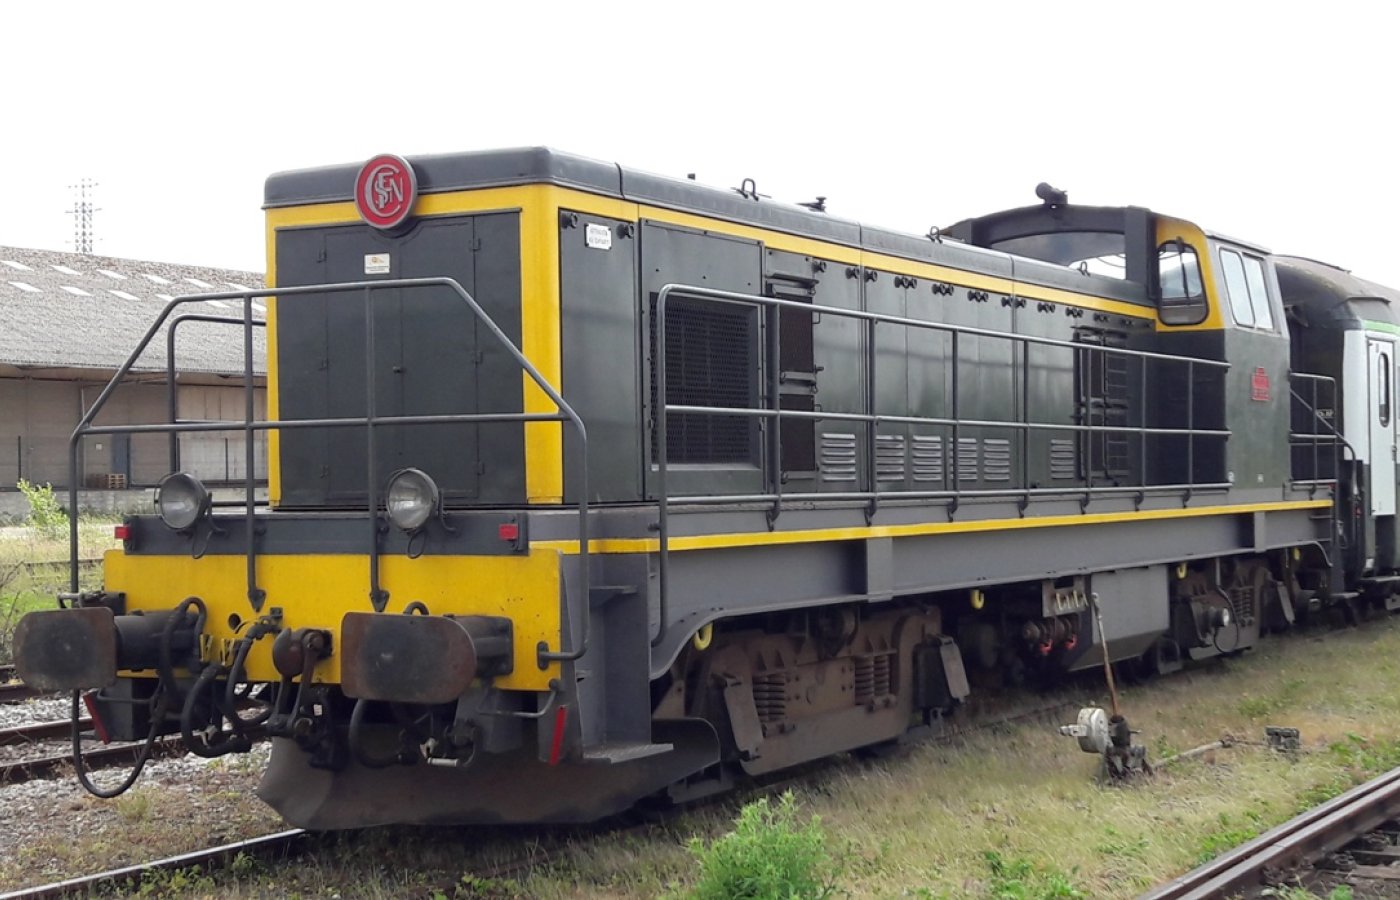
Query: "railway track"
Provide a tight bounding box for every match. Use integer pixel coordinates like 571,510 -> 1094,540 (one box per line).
0,668 -> 46,704
1141,764 -> 1400,898
0,829 -> 309,900
0,710 -> 195,785
9,558 -> 101,579
0,717 -> 91,747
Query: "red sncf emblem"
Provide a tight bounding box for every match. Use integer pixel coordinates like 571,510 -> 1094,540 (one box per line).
355,154 -> 418,231
1250,367 -> 1270,402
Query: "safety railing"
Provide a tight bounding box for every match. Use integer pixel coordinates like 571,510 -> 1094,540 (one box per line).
1289,372 -> 1346,492
163,312 -> 268,479
66,278 -> 592,664
653,283 -> 1235,644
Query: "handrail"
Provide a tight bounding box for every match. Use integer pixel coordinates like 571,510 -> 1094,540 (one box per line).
1287,374 -> 1348,475
68,278 -> 591,665
653,282 -> 1235,647
164,313 -> 268,474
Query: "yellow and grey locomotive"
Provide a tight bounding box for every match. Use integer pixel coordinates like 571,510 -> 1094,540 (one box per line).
15,148 -> 1386,826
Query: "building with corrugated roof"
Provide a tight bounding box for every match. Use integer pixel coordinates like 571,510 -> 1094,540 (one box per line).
0,245 -> 265,513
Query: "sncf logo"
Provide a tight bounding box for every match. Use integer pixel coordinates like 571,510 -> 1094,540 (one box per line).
355,154 -> 418,231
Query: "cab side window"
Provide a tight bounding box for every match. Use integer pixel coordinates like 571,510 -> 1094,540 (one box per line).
1219,248 -> 1276,330
1156,240 -> 1208,326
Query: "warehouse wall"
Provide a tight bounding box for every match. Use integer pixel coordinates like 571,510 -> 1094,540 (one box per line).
0,377 -> 267,490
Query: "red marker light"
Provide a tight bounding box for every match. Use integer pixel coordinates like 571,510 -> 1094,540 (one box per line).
83,691 -> 112,745
113,524 -> 131,541
498,522 -> 519,542
548,705 -> 569,766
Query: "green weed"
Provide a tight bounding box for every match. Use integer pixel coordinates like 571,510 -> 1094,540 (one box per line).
16,479 -> 67,539
982,850 -> 1085,899
685,792 -> 843,900
1298,734 -> 1400,811
1194,811 -> 1263,865
1094,826 -> 1148,860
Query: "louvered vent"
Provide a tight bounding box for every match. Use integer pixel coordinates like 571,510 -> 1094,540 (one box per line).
820,432 -> 858,482
1050,438 -> 1077,480
875,434 -> 907,482
983,439 -> 1011,482
650,296 -> 754,463
911,435 -> 944,483
956,438 -> 979,482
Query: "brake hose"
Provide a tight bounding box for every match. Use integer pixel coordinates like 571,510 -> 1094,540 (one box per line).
72,596 -> 208,798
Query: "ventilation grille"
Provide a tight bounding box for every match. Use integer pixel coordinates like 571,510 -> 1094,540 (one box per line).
650,296 -> 754,464
956,438 -> 979,482
1050,438 -> 1077,480
875,434 -> 907,482
820,432 -> 858,482
982,439 -> 1012,482
911,435 -> 944,483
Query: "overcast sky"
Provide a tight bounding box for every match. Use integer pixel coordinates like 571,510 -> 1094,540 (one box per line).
3,2 -> 1396,286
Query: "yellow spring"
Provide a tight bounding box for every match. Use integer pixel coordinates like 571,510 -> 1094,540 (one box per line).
692,623 -> 714,651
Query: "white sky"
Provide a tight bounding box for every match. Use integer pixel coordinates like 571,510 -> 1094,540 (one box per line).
3,2 -> 1397,286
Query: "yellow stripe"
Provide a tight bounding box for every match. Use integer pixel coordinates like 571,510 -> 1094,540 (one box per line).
531,499 -> 1332,555
519,186 -> 565,502
264,183 -> 1219,337
263,227 -> 282,505
621,200 -> 1161,325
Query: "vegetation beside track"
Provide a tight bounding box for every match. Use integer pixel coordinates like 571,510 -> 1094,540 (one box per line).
0,515 -> 117,665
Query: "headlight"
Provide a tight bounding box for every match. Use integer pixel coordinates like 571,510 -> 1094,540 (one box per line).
386,468 -> 440,532
155,472 -> 211,531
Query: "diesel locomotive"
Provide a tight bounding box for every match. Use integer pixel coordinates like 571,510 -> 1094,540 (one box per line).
14,148 -> 1391,827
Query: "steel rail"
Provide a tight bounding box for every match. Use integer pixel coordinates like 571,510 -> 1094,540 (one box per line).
1139,764 -> 1400,899
0,735 -> 188,785
0,684 -> 45,704
0,829 -> 307,900
0,673 -> 45,704
0,718 -> 92,746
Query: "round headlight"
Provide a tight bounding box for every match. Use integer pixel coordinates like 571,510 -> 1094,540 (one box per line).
156,472 -> 210,531
386,468 -> 440,532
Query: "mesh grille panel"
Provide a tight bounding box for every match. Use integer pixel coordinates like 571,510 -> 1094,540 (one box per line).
651,296 -> 756,464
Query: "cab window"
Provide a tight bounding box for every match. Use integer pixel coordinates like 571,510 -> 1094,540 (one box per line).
1159,242 -> 1203,299
1156,240 -> 1208,326
1219,248 -> 1275,330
